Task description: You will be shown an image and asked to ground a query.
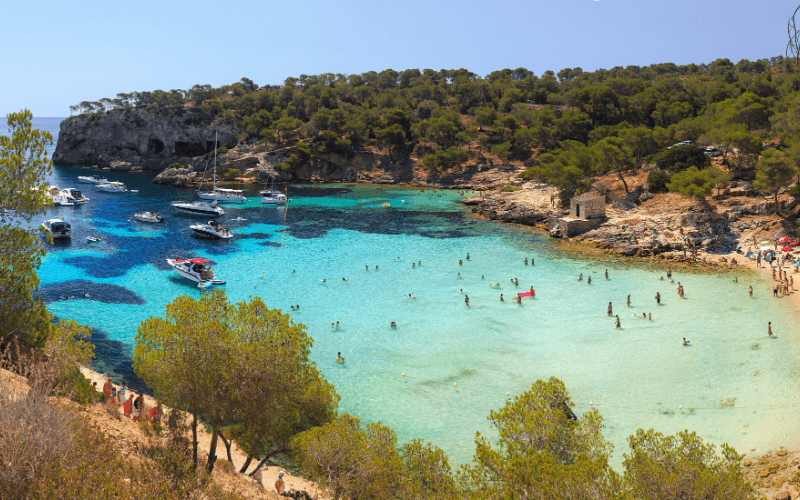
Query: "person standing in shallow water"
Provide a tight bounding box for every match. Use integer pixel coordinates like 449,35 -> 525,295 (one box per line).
464,295 -> 469,306
655,292 -> 661,304
627,295 -> 631,307
768,322 -> 773,336
615,315 -> 621,328
607,302 -> 613,316
605,269 -> 609,279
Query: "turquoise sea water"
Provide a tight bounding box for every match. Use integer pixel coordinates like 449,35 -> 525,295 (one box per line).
19,119 -> 800,465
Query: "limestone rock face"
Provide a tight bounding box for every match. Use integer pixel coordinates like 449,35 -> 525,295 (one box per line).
153,166 -> 197,187
53,110 -> 240,173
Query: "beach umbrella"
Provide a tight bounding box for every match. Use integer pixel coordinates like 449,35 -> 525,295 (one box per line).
779,237 -> 790,243
792,242 -> 799,246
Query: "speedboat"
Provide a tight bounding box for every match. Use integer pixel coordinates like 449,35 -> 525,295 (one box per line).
47,186 -> 74,206
190,220 -> 234,239
166,257 -> 226,285
61,188 -> 89,204
172,200 -> 224,216
97,181 -> 126,193
78,175 -> 109,184
133,211 -> 164,223
41,218 -> 71,240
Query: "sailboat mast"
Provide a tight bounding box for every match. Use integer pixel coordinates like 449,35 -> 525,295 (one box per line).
213,131 -> 218,190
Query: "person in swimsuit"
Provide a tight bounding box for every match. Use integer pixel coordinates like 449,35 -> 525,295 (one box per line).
615,315 -> 621,328
607,302 -> 613,316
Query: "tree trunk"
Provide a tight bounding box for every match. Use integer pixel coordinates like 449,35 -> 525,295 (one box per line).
248,449 -> 291,476
207,425 -> 220,473
191,412 -> 199,469
239,454 -> 253,474
775,191 -> 780,215
617,169 -> 630,194
219,430 -> 235,468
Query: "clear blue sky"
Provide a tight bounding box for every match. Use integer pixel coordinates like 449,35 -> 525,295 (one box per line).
4,0 -> 797,116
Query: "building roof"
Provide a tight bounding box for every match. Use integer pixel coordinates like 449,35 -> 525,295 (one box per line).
572,193 -> 605,202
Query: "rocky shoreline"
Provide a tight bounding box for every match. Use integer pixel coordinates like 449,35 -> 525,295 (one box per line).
465,183 -> 800,259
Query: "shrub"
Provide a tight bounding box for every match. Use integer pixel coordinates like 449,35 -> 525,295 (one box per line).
421,147 -> 469,171
224,168 -> 242,179
789,184 -> 800,198
215,146 -> 227,155
499,185 -> 522,192
647,169 -> 672,193
652,145 -> 710,173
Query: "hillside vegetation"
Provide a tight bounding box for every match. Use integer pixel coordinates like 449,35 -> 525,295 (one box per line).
69,57 -> 800,200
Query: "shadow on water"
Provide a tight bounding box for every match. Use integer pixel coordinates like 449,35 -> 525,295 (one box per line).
38,279 -> 145,305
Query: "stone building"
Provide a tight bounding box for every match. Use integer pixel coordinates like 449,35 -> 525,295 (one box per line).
569,194 -> 606,219
551,193 -> 607,238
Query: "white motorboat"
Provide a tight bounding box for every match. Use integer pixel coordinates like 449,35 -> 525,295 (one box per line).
87,236 -> 101,243
61,187 -> 89,204
78,175 -> 109,184
166,257 -> 225,285
190,220 -> 234,239
133,211 -> 164,223
261,192 -> 287,204
260,177 -> 287,205
172,200 -> 224,217
47,186 -> 74,206
41,218 -> 71,240
97,181 -> 127,193
196,132 -> 246,202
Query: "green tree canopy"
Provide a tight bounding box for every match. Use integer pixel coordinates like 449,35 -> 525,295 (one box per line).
667,166 -> 729,202
0,110 -> 54,347
134,290 -> 338,472
754,149 -> 798,211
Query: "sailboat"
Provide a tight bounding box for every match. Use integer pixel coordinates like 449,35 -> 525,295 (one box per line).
197,132 -> 246,202
260,176 -> 287,205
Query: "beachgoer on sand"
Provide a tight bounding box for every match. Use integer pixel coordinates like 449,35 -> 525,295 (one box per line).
275,471 -> 286,495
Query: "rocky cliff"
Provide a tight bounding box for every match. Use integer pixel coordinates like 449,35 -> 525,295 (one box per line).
54,109 -> 528,189
53,110 -> 240,173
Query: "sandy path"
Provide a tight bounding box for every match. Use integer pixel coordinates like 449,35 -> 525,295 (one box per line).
80,367 -> 328,499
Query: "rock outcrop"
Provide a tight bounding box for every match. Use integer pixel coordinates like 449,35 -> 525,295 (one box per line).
53,109 -> 240,173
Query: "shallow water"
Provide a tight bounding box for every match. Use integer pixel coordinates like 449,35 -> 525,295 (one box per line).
22,119 -> 800,465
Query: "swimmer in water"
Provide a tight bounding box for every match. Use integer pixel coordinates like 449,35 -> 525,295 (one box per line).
466,253 -> 470,260
627,295 -> 631,306
458,273 -> 461,277
514,278 -> 519,286
615,315 -> 621,328
336,352 -> 342,361
459,260 -> 463,265
390,321 -> 396,328
524,258 -> 528,265
464,295 -> 470,306
655,292 -> 661,304
578,273 -> 583,281
376,265 -> 378,270
683,338 -> 688,345
500,294 -> 504,301
366,265 -> 369,271
660,276 -> 664,280
733,276 -> 738,283
320,279 -> 327,282
481,275 -> 484,279
768,322 -> 773,336
530,286 -> 534,294
291,305 -> 295,311
412,263 -> 415,268
635,312 -> 646,319
291,270 -> 296,274
407,293 -> 414,298
648,312 -> 651,320
608,302 -> 613,316
336,321 -> 340,329
343,278 -> 348,282
587,276 -> 592,284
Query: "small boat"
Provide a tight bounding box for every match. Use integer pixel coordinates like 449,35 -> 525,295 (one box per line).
196,132 -> 246,202
61,187 -> 89,204
47,186 -> 74,206
97,181 -> 127,193
260,176 -> 287,205
166,257 -> 226,285
133,211 -> 164,223
41,218 -> 71,240
172,200 -> 224,217
190,220 -> 234,239
78,175 -> 109,184
87,236 -> 101,243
